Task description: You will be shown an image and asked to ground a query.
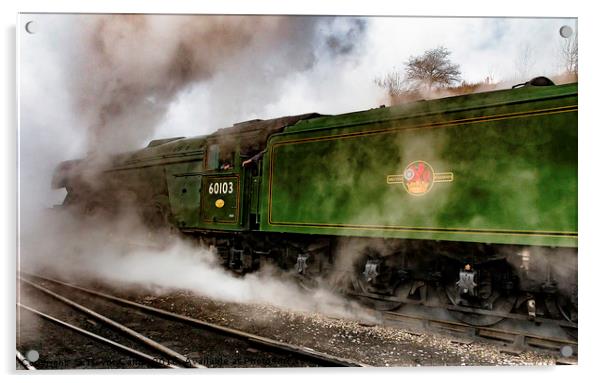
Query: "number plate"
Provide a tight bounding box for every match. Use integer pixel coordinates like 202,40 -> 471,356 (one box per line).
201,175 -> 240,224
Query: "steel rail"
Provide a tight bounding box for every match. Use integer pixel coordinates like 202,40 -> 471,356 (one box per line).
382,310 -> 578,363
18,303 -> 179,369
19,277 -> 205,368
16,350 -> 36,370
350,291 -> 578,329
383,310 -> 577,346
22,273 -> 368,367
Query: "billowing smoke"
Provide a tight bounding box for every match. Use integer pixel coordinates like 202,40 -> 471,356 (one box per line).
18,14 -> 375,322
70,15 -> 368,156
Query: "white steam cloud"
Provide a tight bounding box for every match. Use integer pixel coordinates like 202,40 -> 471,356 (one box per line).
20,210 -> 374,321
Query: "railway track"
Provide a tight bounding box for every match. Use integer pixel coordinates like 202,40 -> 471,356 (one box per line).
17,271 -> 576,368
17,273 -> 368,369
16,350 -> 36,370
18,302 -> 182,369
351,292 -> 577,364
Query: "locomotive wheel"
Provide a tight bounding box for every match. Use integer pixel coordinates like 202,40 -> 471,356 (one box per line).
558,300 -> 578,340
544,294 -> 577,339
325,268 -> 357,296
352,276 -> 409,311
295,274 -> 319,292
442,284 -> 516,327
557,294 -> 578,339
288,250 -> 326,292
556,295 -> 578,324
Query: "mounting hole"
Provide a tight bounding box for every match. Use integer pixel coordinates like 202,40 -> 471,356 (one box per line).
559,25 -> 573,38
560,345 -> 574,357
25,21 -> 37,34
26,349 -> 39,362
181,188 -> 187,194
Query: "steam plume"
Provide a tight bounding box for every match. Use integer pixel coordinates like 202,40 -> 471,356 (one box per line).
70,15 -> 367,156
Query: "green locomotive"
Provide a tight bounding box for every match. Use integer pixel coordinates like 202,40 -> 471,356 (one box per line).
53,79 -> 577,326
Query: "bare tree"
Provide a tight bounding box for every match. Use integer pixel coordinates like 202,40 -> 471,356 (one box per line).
514,43 -> 535,81
484,67 -> 496,85
404,47 -> 461,91
559,33 -> 578,76
374,69 -> 405,98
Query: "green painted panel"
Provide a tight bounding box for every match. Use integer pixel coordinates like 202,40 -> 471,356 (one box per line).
200,174 -> 241,225
165,160 -> 205,228
169,175 -> 202,228
260,86 -> 577,247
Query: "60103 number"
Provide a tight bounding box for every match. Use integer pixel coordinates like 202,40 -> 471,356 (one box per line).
208,181 -> 234,195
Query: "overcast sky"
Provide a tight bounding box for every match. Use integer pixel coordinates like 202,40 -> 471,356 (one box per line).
18,14 -> 577,212
157,16 -> 578,138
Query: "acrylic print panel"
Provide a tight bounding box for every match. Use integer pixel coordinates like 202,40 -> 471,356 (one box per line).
17,13 -> 578,370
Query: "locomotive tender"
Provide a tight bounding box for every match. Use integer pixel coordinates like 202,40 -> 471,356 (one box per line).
53,80 -> 577,326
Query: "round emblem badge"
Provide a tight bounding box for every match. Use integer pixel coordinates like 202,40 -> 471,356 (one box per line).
215,199 -> 225,208
402,161 -> 434,196
386,160 -> 453,196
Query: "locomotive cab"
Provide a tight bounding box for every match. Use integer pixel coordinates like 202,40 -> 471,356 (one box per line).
198,141 -> 245,229
171,114 -> 320,236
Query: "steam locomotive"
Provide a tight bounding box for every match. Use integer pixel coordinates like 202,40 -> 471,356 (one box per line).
52,78 -> 577,328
